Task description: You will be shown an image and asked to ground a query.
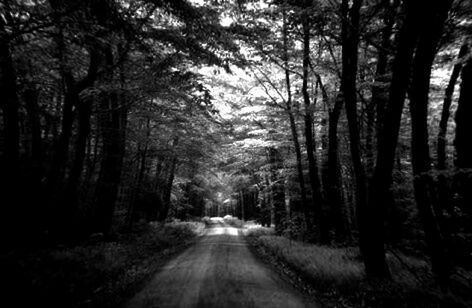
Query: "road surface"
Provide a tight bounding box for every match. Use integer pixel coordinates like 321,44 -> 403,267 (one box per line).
124,221 -> 318,308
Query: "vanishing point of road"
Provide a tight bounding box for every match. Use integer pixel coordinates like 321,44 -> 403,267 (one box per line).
124,221 -> 318,308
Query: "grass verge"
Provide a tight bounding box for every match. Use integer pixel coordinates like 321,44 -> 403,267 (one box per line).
1,221 -> 205,308
246,227 -> 472,308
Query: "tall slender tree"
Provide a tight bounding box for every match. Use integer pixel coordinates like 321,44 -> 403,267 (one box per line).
301,0 -> 325,240
454,42 -> 472,232
409,0 -> 454,287
281,2 -> 309,227
0,14 -> 21,247
340,0 -> 391,278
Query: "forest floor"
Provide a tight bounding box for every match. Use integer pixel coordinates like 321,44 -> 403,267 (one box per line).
1,221 -> 205,308
124,219 -> 318,307
245,226 -> 472,308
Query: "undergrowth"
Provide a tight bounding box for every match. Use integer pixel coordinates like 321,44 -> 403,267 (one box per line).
2,221 -> 204,308
223,215 -> 244,228
246,227 -> 472,308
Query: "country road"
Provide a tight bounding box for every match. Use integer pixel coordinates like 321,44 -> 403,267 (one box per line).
124,221 -> 318,308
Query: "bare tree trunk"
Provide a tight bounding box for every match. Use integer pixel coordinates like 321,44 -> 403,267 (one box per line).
269,147 -> 286,235
367,0 -> 431,279
316,74 -> 347,242
64,45 -> 101,206
127,118 -> 150,229
24,84 -> 43,174
435,42 -> 468,234
325,92 -> 348,242
23,81 -> 44,233
94,48 -> 127,235
127,144 -> 148,228
158,137 -> 178,222
301,0 -> 325,241
0,19 -> 20,248
454,52 -> 472,232
63,96 -> 92,221
374,0 -> 398,137
409,0 -> 453,288
366,0 -> 397,176
282,3 -> 309,227
341,0 -> 391,279
438,44 -> 468,169
48,46 -> 99,238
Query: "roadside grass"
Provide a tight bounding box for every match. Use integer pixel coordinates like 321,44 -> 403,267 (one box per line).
2,221 -> 205,308
246,228 -> 472,307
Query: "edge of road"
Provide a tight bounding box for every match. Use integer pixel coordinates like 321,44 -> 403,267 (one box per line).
243,228 -> 322,307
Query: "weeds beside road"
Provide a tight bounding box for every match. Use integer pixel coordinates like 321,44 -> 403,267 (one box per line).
2,221 -> 205,308
245,226 -> 472,308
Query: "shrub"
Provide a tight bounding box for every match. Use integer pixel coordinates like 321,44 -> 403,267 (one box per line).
255,235 -> 364,292
223,215 -> 244,228
246,228 -> 472,307
5,221 -> 205,308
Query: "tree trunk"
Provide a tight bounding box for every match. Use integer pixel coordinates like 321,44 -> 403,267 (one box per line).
64,46 -> 102,205
47,44 -> 99,207
454,57 -> 472,168
282,3 -> 309,227
454,52 -> 472,231
47,80 -> 76,189
317,75 -> 347,242
366,1 -> 397,176
83,122 -> 100,196
341,0 -> 391,279
93,49 -> 127,235
0,19 -> 20,248
325,92 -> 348,242
23,82 -> 44,233
301,0 -> 325,241
409,0 -> 453,287
158,137 -> 178,222
374,0 -> 397,137
367,0 -> 429,279
263,174 -> 272,227
47,46 -> 99,237
127,144 -> 148,228
269,147 -> 286,235
437,43 -> 468,170
64,97 -> 92,209
24,84 -> 43,172
127,119 -> 151,228
436,42 -> 468,233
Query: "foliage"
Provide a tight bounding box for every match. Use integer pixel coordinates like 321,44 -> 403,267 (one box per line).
248,229 -> 472,308
2,221 -> 204,308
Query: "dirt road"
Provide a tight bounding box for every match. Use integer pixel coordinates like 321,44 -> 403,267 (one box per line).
124,222 -> 318,308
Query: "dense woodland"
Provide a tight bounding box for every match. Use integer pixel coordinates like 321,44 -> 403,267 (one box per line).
1,0 -> 472,302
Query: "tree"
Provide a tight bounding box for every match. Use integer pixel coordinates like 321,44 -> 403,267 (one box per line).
340,0 -> 390,279
0,12 -> 21,247
437,42 -> 468,170
454,42 -> 472,231
301,0 -> 325,240
409,0 -> 454,287
366,0 -> 425,280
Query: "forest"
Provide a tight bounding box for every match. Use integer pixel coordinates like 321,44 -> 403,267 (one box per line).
1,0 -> 472,307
